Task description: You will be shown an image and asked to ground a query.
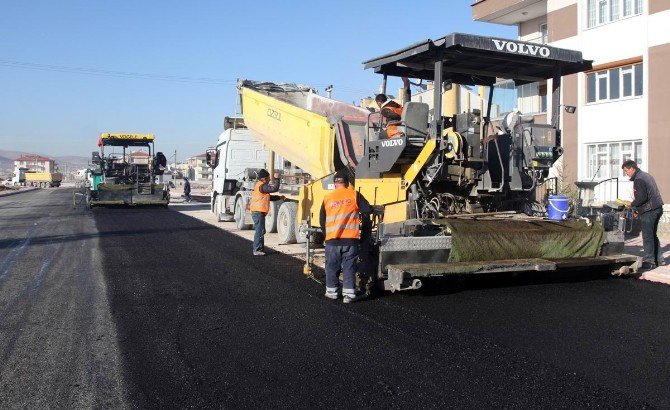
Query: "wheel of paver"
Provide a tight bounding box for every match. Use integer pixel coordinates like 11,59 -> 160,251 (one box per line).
276,201 -> 297,244
265,200 -> 282,233
234,199 -> 252,230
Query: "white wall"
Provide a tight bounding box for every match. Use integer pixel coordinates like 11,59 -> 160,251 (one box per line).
553,3 -> 652,184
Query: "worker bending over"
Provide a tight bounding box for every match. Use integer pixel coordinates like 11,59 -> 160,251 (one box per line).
375,77 -> 410,138
249,169 -> 281,256
320,169 -> 371,303
621,160 -> 665,270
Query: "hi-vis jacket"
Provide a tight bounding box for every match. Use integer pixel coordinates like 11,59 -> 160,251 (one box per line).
380,100 -> 403,138
248,179 -> 280,214
320,187 -> 371,245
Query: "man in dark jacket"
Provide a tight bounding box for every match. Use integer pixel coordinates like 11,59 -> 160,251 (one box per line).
622,160 -> 665,270
183,177 -> 191,203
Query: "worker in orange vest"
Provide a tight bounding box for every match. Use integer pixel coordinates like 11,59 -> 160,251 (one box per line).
319,169 -> 371,303
375,77 -> 410,138
249,169 -> 281,256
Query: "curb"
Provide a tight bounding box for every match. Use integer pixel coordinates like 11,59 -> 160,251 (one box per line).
639,271 -> 670,285
0,187 -> 39,198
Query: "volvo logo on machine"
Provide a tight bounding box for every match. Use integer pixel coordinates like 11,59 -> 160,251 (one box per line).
492,39 -> 550,58
380,139 -> 404,148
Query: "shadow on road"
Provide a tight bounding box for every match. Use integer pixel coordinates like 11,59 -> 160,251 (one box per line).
413,267 -> 621,297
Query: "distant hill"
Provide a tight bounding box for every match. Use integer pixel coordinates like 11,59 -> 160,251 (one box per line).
53,155 -> 89,171
0,149 -> 27,161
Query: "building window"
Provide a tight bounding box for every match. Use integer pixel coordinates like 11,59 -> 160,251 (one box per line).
539,23 -> 548,44
587,0 -> 643,28
586,140 -> 642,179
586,62 -> 643,103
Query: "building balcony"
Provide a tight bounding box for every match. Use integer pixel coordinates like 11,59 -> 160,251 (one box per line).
472,0 -> 547,25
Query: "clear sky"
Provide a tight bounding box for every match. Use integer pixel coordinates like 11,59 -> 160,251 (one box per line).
0,0 -> 515,159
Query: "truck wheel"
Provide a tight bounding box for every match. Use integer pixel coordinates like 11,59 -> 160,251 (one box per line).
234,199 -> 252,230
277,202 -> 297,244
265,200 -> 282,233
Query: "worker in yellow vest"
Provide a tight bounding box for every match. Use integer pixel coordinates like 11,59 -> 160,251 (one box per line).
319,169 -> 371,303
249,169 -> 281,256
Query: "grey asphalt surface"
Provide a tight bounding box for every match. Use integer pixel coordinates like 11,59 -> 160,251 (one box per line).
2,189 -> 670,408
0,189 -> 126,408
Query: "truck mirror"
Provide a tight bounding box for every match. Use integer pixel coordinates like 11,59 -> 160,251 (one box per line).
205,147 -> 218,168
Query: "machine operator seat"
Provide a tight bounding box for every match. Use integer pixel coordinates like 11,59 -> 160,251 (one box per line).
400,102 -> 429,147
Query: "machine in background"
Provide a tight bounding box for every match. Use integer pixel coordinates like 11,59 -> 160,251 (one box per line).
86,133 -> 169,207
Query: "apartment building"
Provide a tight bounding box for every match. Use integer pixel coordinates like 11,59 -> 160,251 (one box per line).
187,154 -> 211,181
129,150 -> 150,165
472,0 -> 669,201
13,154 -> 56,173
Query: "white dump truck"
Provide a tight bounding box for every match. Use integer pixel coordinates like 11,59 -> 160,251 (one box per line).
208,116 -> 309,238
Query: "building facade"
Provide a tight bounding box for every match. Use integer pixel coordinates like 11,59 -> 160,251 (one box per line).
129,150 -> 150,165
187,154 -> 211,181
13,154 -> 56,173
472,0 -> 669,202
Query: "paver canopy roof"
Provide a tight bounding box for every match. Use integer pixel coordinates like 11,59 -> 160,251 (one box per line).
363,33 -> 593,86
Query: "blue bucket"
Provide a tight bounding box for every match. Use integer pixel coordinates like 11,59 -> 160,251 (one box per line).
547,195 -> 570,220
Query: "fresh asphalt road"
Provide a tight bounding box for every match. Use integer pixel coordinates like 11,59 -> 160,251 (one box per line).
1,189 -> 669,408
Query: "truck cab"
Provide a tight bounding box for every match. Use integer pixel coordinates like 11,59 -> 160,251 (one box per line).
209,117 -> 277,222
12,168 -> 27,186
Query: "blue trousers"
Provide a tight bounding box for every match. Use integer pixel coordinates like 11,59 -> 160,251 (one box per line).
640,207 -> 664,266
252,211 -> 266,252
325,244 -> 358,296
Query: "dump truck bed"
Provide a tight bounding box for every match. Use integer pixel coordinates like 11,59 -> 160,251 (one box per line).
239,80 -> 370,179
25,172 -> 62,182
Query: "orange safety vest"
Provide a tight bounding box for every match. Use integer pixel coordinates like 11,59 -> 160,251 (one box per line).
382,104 -> 403,138
249,181 -> 270,213
323,187 -> 361,241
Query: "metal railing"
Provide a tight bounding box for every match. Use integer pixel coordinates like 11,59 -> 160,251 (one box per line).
588,177 -> 620,205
